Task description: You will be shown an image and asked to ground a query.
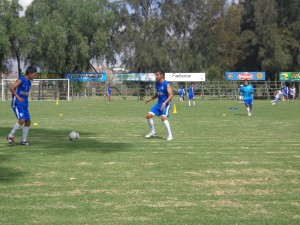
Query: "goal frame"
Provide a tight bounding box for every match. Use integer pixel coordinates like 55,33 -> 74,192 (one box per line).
1,78 -> 70,101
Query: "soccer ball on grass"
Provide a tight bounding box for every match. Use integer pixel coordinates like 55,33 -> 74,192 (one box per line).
69,131 -> 80,141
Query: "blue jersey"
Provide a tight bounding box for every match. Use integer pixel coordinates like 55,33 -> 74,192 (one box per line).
107,86 -> 111,95
188,85 -> 194,99
283,86 -> 289,96
240,84 -> 254,100
179,88 -> 185,96
12,76 -> 31,107
156,80 -> 170,105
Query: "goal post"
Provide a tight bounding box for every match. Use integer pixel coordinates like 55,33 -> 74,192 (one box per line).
1,79 -> 70,101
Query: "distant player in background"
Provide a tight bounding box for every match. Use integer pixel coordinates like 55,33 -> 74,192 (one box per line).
289,84 -> 296,102
271,88 -> 283,105
188,82 -> 195,107
239,80 -> 255,116
283,84 -> 289,101
7,66 -> 37,145
178,87 -> 185,102
238,84 -> 244,103
145,70 -> 174,141
107,83 -> 111,104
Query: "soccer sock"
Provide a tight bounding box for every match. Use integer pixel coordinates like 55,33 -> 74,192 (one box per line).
22,126 -> 30,142
163,120 -> 172,138
189,101 -> 191,106
246,107 -> 250,113
147,118 -> 155,134
9,123 -> 21,137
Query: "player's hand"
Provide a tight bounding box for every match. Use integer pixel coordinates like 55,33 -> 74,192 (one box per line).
18,97 -> 24,102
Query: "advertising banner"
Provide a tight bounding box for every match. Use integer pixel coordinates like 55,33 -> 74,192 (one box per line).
65,72 -> 106,82
114,73 -> 155,82
279,72 -> 300,81
225,72 -> 265,81
165,73 -> 205,82
35,72 -> 62,79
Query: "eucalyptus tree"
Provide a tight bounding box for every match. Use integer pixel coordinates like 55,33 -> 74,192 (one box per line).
0,0 -> 29,75
238,0 -> 300,80
115,0 -> 169,72
25,0 -> 116,73
0,24 -> 10,73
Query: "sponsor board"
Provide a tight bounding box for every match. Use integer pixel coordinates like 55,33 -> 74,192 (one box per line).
225,72 -> 265,81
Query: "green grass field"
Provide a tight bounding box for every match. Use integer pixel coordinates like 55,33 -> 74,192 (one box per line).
1,97 -> 300,225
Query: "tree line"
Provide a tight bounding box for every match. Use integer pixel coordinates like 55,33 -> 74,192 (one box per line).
0,0 -> 299,81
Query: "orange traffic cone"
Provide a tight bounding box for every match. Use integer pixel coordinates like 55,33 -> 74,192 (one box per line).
172,104 -> 177,114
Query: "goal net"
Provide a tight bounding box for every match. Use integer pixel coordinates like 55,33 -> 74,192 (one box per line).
1,79 -> 70,101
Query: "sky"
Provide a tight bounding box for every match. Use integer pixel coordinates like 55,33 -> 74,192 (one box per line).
19,0 -> 238,9
19,0 -> 32,9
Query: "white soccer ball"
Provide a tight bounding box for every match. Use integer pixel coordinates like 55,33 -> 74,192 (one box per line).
69,131 -> 80,141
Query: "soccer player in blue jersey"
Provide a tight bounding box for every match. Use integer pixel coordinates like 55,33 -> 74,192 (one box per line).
145,70 -> 174,141
7,66 -> 37,145
188,82 -> 195,107
107,83 -> 112,104
178,87 -> 185,102
239,80 -> 255,116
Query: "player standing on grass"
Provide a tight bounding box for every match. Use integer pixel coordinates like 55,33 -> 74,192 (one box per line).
107,83 -> 111,104
239,80 -> 255,116
7,66 -> 37,145
188,82 -> 195,107
145,70 -> 174,141
178,86 -> 185,102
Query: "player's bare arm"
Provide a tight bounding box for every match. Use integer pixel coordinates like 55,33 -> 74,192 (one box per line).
10,79 -> 24,102
161,84 -> 173,110
145,93 -> 158,104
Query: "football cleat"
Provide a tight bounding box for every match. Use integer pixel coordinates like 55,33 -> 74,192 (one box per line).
145,132 -> 156,138
20,141 -> 31,146
7,136 -> 15,145
167,136 -> 173,141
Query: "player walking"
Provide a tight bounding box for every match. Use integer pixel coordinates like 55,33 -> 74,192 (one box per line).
238,85 -> 244,103
145,70 -> 174,141
283,84 -> 289,101
7,66 -> 37,145
107,83 -> 111,104
178,87 -> 185,102
239,80 -> 255,116
289,85 -> 296,102
188,83 -> 195,107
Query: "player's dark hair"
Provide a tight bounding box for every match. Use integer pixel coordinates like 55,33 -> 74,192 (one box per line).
25,66 -> 37,75
155,69 -> 165,77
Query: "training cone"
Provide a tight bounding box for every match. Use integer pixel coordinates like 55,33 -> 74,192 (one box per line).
172,104 -> 177,114
56,98 -> 59,105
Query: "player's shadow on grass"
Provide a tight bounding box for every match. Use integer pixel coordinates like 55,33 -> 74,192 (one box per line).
0,154 -> 25,183
233,113 -> 247,116
1,127 -> 132,155
0,166 -> 25,183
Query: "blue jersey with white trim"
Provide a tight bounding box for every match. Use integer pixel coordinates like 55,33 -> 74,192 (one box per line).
240,84 -> 254,100
156,80 -> 169,105
12,76 -> 31,107
107,86 -> 111,95
179,88 -> 185,96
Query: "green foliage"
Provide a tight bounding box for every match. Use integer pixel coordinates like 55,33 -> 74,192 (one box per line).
1,0 -> 300,79
0,0 -> 29,74
0,99 -> 300,224
25,0 -> 115,73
